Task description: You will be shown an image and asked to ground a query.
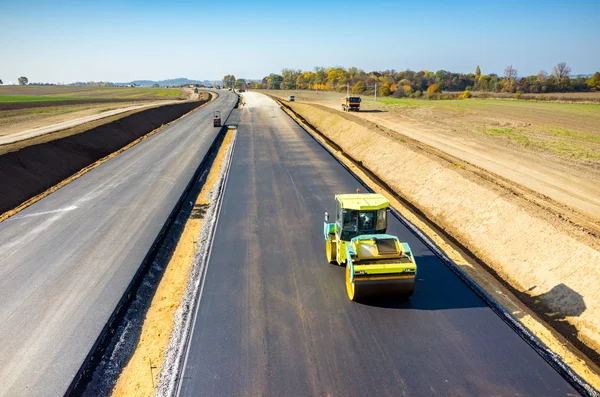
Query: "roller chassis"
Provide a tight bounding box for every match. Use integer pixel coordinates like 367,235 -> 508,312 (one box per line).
324,193 -> 417,301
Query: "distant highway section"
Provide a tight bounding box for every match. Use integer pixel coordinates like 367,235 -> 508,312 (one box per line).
0,90 -> 237,396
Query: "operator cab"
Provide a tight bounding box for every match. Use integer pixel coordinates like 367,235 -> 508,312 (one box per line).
334,192 -> 388,241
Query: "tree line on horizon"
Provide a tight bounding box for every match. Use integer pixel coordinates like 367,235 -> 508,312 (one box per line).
231,64 -> 600,98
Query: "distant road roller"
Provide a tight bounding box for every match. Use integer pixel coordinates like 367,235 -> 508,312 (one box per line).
324,192 -> 417,301
213,110 -> 222,127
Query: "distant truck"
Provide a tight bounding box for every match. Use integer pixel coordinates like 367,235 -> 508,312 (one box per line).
341,96 -> 361,112
289,95 -> 295,102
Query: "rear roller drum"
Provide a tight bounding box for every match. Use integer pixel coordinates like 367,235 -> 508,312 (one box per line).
325,240 -> 336,264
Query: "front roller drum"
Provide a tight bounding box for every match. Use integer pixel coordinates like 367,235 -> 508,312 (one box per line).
346,266 -> 415,301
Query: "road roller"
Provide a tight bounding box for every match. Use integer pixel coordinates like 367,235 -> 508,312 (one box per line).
324,192 -> 417,301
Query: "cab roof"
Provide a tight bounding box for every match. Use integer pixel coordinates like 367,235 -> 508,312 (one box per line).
335,193 -> 390,210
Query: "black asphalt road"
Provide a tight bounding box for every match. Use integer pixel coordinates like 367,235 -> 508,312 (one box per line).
0,90 -> 237,397
177,92 -> 579,397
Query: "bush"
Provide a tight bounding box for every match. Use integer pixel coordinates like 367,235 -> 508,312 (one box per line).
459,90 -> 472,99
441,93 -> 459,100
514,90 -> 523,99
392,86 -> 405,98
426,83 -> 441,94
414,90 -> 422,98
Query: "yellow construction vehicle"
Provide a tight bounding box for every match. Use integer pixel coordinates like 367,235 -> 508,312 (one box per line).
324,192 -> 417,301
341,96 -> 361,112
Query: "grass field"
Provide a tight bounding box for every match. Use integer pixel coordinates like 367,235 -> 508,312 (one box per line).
0,96 -> 82,102
0,86 -> 191,136
0,86 -> 185,101
362,96 -> 600,160
273,90 -> 600,162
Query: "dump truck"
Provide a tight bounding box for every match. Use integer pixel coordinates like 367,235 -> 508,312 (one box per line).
341,96 -> 361,112
213,110 -> 221,127
324,192 -> 417,301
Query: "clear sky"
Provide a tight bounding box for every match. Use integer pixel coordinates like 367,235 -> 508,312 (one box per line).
1,0 -> 598,84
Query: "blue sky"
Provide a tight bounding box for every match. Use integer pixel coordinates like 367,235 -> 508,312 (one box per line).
1,0 -> 598,83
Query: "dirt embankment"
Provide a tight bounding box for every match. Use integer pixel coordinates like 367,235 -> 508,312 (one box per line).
0,99 -> 209,216
282,100 -> 600,366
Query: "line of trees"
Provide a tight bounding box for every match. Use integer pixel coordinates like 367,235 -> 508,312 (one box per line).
252,64 -> 600,98
222,75 -> 248,90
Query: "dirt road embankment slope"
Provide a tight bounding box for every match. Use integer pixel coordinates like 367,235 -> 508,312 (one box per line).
0,99 -> 209,216
283,100 -> 600,364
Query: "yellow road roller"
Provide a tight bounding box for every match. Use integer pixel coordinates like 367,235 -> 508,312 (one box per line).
324,192 -> 417,301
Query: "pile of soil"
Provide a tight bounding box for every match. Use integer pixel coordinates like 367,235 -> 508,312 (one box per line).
0,101 -> 205,215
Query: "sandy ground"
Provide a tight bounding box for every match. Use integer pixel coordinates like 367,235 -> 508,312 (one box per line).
278,99 -> 600,389
110,129 -> 234,397
268,90 -> 600,232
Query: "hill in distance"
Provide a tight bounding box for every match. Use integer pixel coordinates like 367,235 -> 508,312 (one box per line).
128,78 -> 221,87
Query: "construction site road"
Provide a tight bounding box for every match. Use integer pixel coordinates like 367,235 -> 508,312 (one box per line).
0,90 -> 238,397
176,92 -> 579,396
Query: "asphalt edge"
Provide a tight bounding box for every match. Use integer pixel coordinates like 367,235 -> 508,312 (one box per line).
274,97 -> 598,397
65,92 -> 239,396
170,124 -> 238,397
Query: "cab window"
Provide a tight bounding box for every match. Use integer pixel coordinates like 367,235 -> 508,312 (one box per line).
376,208 -> 387,231
358,211 -> 375,230
343,210 -> 357,231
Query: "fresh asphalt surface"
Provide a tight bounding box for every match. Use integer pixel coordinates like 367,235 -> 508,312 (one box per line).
0,90 -> 237,396
177,92 -> 579,396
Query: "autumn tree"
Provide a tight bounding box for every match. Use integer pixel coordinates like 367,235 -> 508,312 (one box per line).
503,65 -> 517,91
18,76 -> 28,85
553,62 -> 571,81
352,81 -> 366,94
588,72 -> 600,91
537,70 -> 548,83
265,73 -> 283,89
475,65 -> 481,80
379,82 -> 391,97
234,79 -> 247,89
392,86 -> 405,98
426,83 -> 441,93
222,75 -> 236,88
